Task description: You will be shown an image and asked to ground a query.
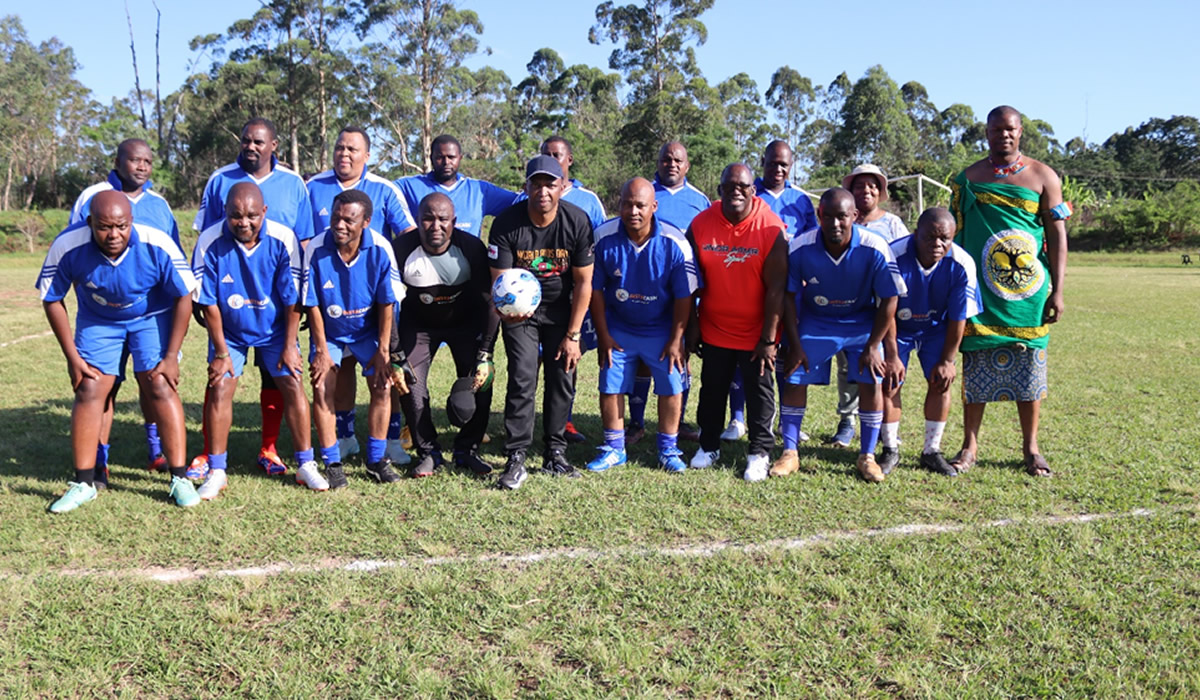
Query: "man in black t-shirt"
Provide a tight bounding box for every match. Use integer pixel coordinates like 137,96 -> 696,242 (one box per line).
488,155 -> 595,489
391,193 -> 499,477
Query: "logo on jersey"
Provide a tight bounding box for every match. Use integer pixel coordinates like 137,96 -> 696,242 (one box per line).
221,274 -> 234,284
227,294 -> 245,310
487,244 -> 498,260
319,207 -> 329,216
983,229 -> 1044,301
615,289 -> 629,302
327,304 -> 343,318
807,277 -> 819,285
323,279 -> 335,289
91,293 -> 108,306
419,293 -> 434,304
85,281 -> 97,289
813,295 -> 829,307
612,269 -> 621,278
897,308 -> 913,321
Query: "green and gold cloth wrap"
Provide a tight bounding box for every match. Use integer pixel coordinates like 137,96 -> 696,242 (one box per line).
950,171 -> 1050,351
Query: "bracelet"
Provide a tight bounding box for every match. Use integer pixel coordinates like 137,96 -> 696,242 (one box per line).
214,352 -> 230,360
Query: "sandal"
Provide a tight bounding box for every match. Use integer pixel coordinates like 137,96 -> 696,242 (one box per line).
1025,453 -> 1052,478
948,449 -> 976,474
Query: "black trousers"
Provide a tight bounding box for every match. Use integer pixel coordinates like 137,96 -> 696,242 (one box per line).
501,317 -> 573,455
697,343 -> 775,456
398,326 -> 492,455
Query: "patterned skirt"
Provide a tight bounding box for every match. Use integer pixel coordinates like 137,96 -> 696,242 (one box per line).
962,346 -> 1048,403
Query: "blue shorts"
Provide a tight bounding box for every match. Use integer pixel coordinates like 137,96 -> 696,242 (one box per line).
783,322 -> 882,386
598,326 -> 684,396
76,313 -> 171,377
896,332 -> 949,381
309,337 -> 380,375
212,341 -> 299,379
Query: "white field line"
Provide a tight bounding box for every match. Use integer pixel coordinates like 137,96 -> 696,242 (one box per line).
0,329 -> 53,349
3,506 -> 1181,584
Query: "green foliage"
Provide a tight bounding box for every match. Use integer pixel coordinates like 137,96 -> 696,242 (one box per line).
1079,181 -> 1200,250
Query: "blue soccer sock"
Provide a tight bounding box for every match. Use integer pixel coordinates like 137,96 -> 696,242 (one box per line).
859,410 -> 884,455
209,452 -> 228,472
628,376 -> 651,428
320,444 -> 341,466
144,423 -> 161,460
603,428 -> 625,452
95,443 -> 110,469
367,436 -> 387,464
780,405 -> 807,451
657,431 -> 679,454
729,369 -> 746,424
294,448 -> 314,467
335,409 -> 356,440
386,413 -> 403,440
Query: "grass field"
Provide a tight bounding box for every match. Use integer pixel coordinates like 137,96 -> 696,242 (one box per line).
1,251 -> 1198,697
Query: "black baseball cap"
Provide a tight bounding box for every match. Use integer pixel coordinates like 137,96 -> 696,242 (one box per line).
445,377 -> 477,428
525,154 -> 564,181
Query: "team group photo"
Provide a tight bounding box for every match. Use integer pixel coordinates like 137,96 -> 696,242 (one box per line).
2,0 -> 1197,696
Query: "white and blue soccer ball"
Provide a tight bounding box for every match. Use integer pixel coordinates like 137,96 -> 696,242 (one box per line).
492,268 -> 542,316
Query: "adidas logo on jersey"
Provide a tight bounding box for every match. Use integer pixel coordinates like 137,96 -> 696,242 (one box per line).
319,207 -> 329,216
323,279 -> 335,289
85,281 -> 98,289
221,274 -> 235,284
807,277 -> 819,285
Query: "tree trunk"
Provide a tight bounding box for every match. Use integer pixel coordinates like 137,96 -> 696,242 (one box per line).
154,2 -> 164,150
421,0 -> 433,172
2,157 -> 12,212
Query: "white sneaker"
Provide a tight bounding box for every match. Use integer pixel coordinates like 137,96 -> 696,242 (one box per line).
386,438 -> 411,465
720,419 -> 747,441
337,436 -> 360,461
197,469 -> 228,501
689,448 -> 719,469
295,460 -> 329,491
743,453 -> 769,482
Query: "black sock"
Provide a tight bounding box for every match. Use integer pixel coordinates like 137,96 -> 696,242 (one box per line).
76,468 -> 95,486
169,466 -> 187,479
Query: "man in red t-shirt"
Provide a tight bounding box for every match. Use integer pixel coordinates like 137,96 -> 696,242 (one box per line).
685,163 -> 788,482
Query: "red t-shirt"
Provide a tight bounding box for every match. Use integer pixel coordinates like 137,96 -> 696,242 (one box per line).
691,198 -> 784,351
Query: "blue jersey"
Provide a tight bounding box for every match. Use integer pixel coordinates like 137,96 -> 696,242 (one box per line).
306,166 -> 415,240
192,219 -> 302,347
37,221 -> 195,323
787,225 -> 907,333
755,178 -> 817,240
195,157 -> 315,242
889,235 -> 982,340
69,171 -> 181,248
302,228 -> 401,345
652,175 -> 711,231
394,172 -> 517,238
592,216 -> 699,334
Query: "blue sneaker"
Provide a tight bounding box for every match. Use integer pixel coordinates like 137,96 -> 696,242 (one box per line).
168,476 -> 201,507
828,416 -> 856,448
659,450 -> 687,473
585,446 -> 626,472
49,481 -> 98,514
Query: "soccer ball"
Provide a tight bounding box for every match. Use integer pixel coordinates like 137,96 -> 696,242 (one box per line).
492,269 -> 542,316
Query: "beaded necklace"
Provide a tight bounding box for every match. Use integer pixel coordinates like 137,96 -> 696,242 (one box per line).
990,153 -> 1026,179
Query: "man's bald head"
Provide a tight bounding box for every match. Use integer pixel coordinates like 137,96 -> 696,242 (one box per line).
916,206 -> 955,233
116,139 -> 150,160
91,190 -> 132,221
818,187 -> 855,211
228,182 -> 264,209
618,177 -> 658,238
986,105 -> 1022,125
89,191 -> 134,257
657,141 -> 690,187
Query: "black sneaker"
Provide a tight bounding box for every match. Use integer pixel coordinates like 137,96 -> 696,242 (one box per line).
542,450 -> 581,478
920,450 -> 958,477
325,463 -> 348,489
877,446 -> 900,475
411,451 -> 442,478
366,457 -> 402,483
454,450 -> 492,476
498,451 -> 528,490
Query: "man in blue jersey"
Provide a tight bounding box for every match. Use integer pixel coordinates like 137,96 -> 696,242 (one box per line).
394,134 -> 518,238
191,183 -> 327,499
191,117 -> 315,479
38,191 -> 200,512
68,138 -> 182,480
626,141 -> 711,444
304,190 -> 402,487
585,177 -> 698,474
775,188 -> 906,483
307,126 -> 416,466
724,140 -> 820,444
879,208 -> 982,476
391,193 -> 500,478
539,135 -> 607,444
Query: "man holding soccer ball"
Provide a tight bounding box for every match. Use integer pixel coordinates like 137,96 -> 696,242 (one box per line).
488,155 -> 595,490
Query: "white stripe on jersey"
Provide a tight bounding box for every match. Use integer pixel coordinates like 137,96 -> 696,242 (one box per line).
136,223 -> 197,293
38,225 -> 92,299
948,242 -> 983,319
856,228 -> 907,297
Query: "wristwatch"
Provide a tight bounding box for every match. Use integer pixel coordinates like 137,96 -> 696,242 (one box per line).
566,330 -> 582,342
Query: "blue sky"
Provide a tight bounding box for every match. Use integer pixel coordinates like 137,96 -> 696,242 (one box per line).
14,0 -> 1200,146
